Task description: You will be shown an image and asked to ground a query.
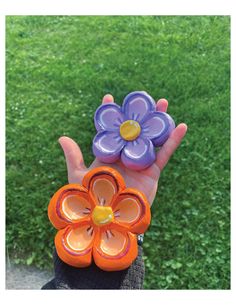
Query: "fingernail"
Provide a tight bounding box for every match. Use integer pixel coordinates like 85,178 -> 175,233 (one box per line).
103,94 -> 114,104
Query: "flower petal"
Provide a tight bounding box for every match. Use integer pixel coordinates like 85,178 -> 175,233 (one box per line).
83,166 -> 126,207
55,223 -> 95,268
94,103 -> 124,131
113,189 -> 151,234
121,137 -> 156,170
48,184 -> 92,229
122,91 -> 156,123
142,112 -> 175,146
93,227 -> 138,271
93,130 -> 125,163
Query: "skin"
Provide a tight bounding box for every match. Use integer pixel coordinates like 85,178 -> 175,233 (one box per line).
58,94 -> 188,206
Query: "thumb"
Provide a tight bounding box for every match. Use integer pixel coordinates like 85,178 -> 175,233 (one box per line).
58,136 -> 87,183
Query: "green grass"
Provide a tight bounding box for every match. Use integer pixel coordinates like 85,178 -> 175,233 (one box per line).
6,16 -> 230,289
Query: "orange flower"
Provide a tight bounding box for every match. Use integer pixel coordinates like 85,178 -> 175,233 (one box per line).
48,166 -> 151,271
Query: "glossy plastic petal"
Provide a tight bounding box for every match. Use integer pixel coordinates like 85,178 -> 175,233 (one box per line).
48,184 -> 92,230
122,91 -> 156,123
92,130 -> 125,163
93,226 -> 138,271
142,112 -> 175,146
94,103 -> 124,131
112,188 -> 151,234
82,166 -> 126,207
55,222 -> 95,268
121,137 -> 156,170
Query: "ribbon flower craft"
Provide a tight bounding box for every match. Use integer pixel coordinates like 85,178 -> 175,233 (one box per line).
93,91 -> 175,170
48,167 -> 151,271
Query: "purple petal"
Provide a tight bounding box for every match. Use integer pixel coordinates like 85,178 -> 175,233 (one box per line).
121,137 -> 156,170
94,103 -> 124,131
142,112 -> 175,146
122,91 -> 156,123
93,130 -> 125,163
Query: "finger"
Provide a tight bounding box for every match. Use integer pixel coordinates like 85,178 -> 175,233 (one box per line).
58,136 -> 87,183
102,94 -> 114,104
156,98 -> 168,112
155,123 -> 188,171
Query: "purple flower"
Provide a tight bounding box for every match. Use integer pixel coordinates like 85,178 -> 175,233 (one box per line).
93,91 -> 175,170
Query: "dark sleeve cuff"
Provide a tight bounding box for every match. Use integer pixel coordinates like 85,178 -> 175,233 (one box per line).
42,243 -> 145,290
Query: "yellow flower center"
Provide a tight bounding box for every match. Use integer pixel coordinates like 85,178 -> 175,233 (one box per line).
92,206 -> 114,226
120,120 -> 141,141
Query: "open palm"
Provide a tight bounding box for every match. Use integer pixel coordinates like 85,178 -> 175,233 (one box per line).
59,94 -> 187,205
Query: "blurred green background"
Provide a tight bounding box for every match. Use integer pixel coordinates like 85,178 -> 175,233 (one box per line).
6,16 -> 230,289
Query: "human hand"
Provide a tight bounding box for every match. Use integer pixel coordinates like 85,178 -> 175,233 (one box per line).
58,94 -> 187,205
42,94 -> 187,289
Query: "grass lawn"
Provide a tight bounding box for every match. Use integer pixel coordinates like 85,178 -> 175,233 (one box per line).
6,16 -> 230,289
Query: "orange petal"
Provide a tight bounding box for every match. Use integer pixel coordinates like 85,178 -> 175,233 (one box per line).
48,184 -> 93,229
112,188 -> 151,234
55,222 -> 96,268
83,166 -> 126,207
93,226 -> 138,271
